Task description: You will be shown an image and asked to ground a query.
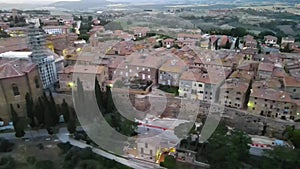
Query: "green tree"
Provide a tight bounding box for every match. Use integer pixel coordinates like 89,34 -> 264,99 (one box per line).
230,27 -> 247,37
88,16 -> 93,22
234,37 -> 240,49
34,97 -> 45,125
0,138 -> 14,152
0,156 -> 16,169
95,78 -> 105,113
10,104 -> 25,137
160,155 -> 176,169
78,34 -> 89,41
199,124 -> 251,169
258,31 -> 276,40
106,86 -> 116,114
67,108 -> 76,134
49,90 -> 59,125
261,147 -> 300,169
25,93 -> 35,127
61,99 -> 70,123
35,160 -> 54,169
76,77 -> 84,102
0,29 -> 10,38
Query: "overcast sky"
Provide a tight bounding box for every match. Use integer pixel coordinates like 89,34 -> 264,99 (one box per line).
0,0 -> 79,3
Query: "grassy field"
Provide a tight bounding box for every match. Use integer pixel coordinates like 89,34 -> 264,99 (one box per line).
0,136 -> 63,169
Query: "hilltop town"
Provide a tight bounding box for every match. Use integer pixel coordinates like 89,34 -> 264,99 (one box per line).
0,4 -> 300,169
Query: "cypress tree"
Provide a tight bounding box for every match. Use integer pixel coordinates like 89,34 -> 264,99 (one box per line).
95,78 -> 105,113
106,86 -> 115,114
48,90 -> 59,124
61,99 -> 70,123
10,104 -> 25,137
76,77 -> 84,103
25,93 -> 35,127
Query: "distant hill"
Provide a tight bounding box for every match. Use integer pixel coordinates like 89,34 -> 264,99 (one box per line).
0,3 -> 42,10
51,0 -> 112,10
110,0 -> 300,5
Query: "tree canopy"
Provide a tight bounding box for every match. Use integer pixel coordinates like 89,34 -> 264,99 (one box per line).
197,124 -> 251,169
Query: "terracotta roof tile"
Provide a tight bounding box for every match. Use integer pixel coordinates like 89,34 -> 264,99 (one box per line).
0,58 -> 36,79
251,88 -> 292,102
283,76 -> 300,87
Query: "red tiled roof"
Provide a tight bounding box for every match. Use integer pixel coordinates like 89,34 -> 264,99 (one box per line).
258,63 -> 274,72
0,38 -> 28,53
251,88 -> 292,102
0,58 -> 37,79
283,76 -> 300,87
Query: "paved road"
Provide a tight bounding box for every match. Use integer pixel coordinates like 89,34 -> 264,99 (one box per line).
0,128 -> 50,140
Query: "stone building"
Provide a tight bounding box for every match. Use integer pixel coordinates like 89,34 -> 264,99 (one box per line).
0,58 -> 43,123
257,63 -> 274,80
58,65 -> 108,92
159,59 -> 187,87
283,76 -> 300,99
179,71 -> 195,99
219,71 -> 253,109
247,88 -> 296,120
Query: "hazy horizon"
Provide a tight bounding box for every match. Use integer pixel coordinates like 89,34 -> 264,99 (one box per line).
0,0 -> 79,4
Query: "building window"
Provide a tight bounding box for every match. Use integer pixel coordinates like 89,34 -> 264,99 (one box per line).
34,77 -> 40,88
145,143 -> 148,148
12,84 -> 20,96
293,89 -> 296,92
17,104 -> 20,108
236,97 -> 240,100
198,84 -> 202,87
